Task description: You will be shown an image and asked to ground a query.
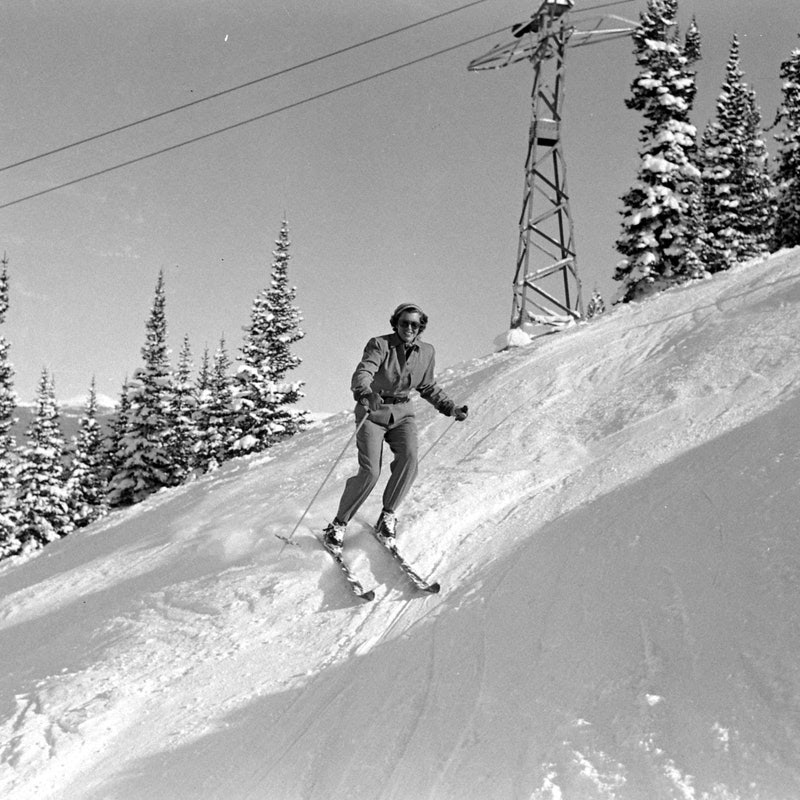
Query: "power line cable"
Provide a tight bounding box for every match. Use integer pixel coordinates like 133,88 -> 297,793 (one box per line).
0,1 -> 637,210
574,0 -> 636,13
0,27 -> 506,211
0,0 -> 493,174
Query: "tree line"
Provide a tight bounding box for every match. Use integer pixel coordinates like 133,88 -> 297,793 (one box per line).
0,221 -> 307,560
614,0 -> 800,300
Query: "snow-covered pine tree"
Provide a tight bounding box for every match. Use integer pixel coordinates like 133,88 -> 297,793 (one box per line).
65,378 -> 108,528
193,346 -> 214,473
738,88 -> 777,257
615,1 -> 706,300
167,335 -> 198,483
700,35 -> 775,272
195,337 -> 236,472
233,220 -> 308,454
0,255 -> 19,552
210,339 -> 238,462
585,289 -> 606,319
13,369 -> 72,556
197,346 -> 211,394
683,14 -> 701,65
104,376 -> 131,484
773,40 -> 800,251
106,271 -> 175,506
682,187 -> 707,277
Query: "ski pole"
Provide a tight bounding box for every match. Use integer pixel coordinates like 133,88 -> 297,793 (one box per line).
277,413 -> 369,552
418,406 -> 466,465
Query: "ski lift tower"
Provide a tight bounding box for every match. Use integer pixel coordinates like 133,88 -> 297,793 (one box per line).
468,0 -> 636,331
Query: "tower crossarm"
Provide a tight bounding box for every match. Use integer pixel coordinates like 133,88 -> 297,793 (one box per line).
568,15 -> 637,49
467,13 -> 636,71
467,34 -> 551,72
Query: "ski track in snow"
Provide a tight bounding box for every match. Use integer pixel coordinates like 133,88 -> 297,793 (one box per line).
2,250 -> 800,798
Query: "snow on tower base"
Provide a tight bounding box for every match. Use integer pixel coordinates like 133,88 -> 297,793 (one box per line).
494,327 -> 532,351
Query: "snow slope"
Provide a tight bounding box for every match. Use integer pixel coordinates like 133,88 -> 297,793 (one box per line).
3,250 -> 800,799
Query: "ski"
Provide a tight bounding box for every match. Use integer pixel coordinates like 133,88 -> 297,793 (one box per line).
370,529 -> 441,594
317,535 -> 375,602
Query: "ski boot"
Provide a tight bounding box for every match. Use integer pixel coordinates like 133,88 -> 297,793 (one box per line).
374,510 -> 397,546
322,520 -> 346,556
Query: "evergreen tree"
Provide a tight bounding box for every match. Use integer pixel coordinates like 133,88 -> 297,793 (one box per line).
197,346 -> 211,393
700,35 -> 775,272
194,346 -> 214,472
195,337 -> 236,472
65,378 -> 108,528
683,15 -> 701,65
615,0 -> 706,300
773,40 -> 800,250
107,271 -> 175,505
168,334 -> 198,483
585,289 -> 606,319
105,376 -> 131,483
739,88 -> 777,256
0,255 -> 19,551
234,220 -> 308,454
14,369 -> 72,556
682,188 -> 708,275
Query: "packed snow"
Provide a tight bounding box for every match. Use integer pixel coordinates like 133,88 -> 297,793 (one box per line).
3,249 -> 800,799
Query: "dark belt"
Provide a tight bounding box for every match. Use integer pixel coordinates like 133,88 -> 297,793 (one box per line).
381,395 -> 409,405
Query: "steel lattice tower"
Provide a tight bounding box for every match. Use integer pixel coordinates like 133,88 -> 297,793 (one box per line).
468,0 -> 636,331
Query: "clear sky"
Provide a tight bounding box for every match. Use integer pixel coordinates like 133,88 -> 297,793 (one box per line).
1,0 -> 798,413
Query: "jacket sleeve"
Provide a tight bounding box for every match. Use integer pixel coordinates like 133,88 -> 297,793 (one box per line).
416,349 -> 456,416
350,337 -> 383,400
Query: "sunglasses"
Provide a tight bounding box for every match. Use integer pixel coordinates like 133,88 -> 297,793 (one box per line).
398,319 -> 420,330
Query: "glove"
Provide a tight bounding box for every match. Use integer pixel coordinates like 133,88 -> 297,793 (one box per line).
359,391 -> 383,412
453,405 -> 468,422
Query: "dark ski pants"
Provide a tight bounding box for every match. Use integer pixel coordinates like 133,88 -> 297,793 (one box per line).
335,412 -> 419,524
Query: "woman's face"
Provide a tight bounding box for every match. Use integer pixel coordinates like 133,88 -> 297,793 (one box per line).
396,311 -> 422,344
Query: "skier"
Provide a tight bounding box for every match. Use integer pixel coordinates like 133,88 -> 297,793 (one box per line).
323,302 -> 468,554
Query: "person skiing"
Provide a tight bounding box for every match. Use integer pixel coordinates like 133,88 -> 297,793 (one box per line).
322,302 -> 468,554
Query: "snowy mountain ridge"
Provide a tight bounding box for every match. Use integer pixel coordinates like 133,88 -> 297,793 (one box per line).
2,249 -> 800,799
11,397 -> 117,445
15,395 -> 118,412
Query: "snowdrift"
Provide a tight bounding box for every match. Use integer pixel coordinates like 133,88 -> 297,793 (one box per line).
3,250 -> 800,799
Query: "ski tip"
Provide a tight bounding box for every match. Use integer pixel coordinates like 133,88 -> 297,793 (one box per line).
425,583 -> 441,594
360,590 -> 376,602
